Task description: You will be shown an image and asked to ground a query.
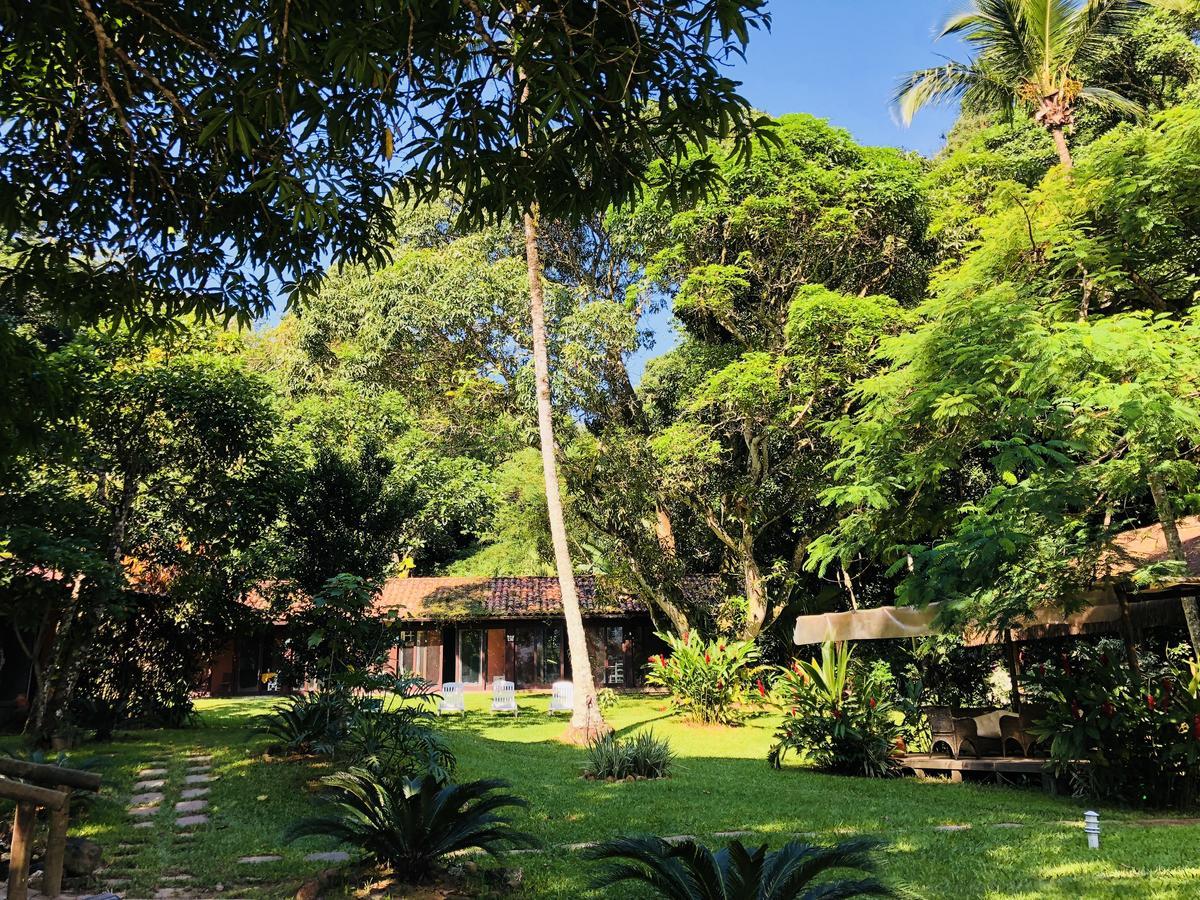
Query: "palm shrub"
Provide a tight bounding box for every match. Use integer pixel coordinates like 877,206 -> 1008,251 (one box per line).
338,674 -> 456,782
768,641 -> 904,778
285,769 -> 538,881
584,730 -> 674,780
586,834 -> 895,899
646,631 -> 762,725
256,691 -> 355,754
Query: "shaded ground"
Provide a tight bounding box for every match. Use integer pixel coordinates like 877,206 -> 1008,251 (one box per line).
2,693 -> 1197,898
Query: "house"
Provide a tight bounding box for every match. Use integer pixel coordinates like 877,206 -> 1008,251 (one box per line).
201,575 -> 722,695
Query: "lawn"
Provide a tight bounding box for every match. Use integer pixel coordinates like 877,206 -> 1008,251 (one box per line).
5,693 -> 1199,899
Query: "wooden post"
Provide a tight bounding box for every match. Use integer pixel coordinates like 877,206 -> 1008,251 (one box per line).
1004,633 -> 1022,712
1116,587 -> 1141,675
8,801 -> 37,900
42,785 -> 71,899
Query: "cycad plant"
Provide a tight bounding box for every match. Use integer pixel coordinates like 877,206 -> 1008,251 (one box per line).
284,769 -> 537,881
587,835 -> 896,899
896,0 -> 1148,167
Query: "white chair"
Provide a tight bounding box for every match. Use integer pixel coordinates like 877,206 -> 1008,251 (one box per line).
491,678 -> 518,716
548,680 -> 573,715
438,681 -> 465,716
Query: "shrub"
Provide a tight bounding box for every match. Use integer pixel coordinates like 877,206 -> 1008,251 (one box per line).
340,676 -> 456,783
1026,642 -> 1200,807
285,769 -> 538,881
645,631 -> 761,725
768,641 -> 903,778
256,691 -> 355,754
596,687 -> 619,713
586,834 -> 895,899
583,730 -> 674,780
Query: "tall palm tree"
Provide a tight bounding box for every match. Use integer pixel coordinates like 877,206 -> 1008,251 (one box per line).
896,0 -> 1148,168
522,205 -> 610,740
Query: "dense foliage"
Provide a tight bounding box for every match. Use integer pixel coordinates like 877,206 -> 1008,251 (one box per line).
583,731 -> 675,781
769,642 -> 906,778
646,631 -> 762,725
1025,643 -> 1200,806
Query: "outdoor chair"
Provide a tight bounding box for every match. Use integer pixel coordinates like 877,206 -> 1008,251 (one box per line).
438,681 -> 465,716
1000,706 -> 1045,757
491,678 -> 518,716
925,706 -> 981,759
548,680 -> 573,715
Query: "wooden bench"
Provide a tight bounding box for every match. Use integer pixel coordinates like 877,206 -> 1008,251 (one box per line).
1,757 -> 102,900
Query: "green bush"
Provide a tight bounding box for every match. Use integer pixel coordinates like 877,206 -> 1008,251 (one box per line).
645,631 -> 761,725
285,769 -> 537,881
338,675 -> 456,783
586,834 -> 895,899
583,730 -> 674,780
768,641 -> 903,778
256,691 -> 355,754
1026,642 -> 1200,807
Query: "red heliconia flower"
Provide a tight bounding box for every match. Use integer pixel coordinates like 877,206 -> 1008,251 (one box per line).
1146,694 -> 1156,711
717,679 -> 724,690
868,697 -> 877,709
718,642 -> 725,652
682,631 -> 690,643
1038,663 -> 1046,678
793,661 -> 802,674
657,655 -> 666,667
705,652 -> 711,665
831,708 -> 842,720
790,707 -> 798,717
757,679 -> 767,697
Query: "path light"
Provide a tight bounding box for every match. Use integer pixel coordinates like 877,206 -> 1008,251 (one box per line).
1084,810 -> 1100,849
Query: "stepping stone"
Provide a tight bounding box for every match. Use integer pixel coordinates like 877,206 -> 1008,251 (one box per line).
130,791 -> 165,805
185,774 -> 215,784
129,805 -> 160,817
176,814 -> 209,827
175,799 -> 209,813
134,779 -> 166,791
180,787 -> 210,799
304,851 -> 350,863
134,821 -> 155,829
662,835 -> 694,843
714,830 -> 753,838
161,874 -> 194,882
186,765 -> 212,774
154,889 -> 184,899
138,768 -> 168,778
237,855 -> 282,864
176,832 -> 196,840
563,842 -> 597,851
185,754 -> 212,763
935,824 -> 971,832
992,823 -> 1025,828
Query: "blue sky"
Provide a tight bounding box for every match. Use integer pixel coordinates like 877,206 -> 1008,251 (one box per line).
628,0 -> 967,382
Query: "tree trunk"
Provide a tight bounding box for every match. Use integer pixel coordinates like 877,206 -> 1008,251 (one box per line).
741,549 -> 768,640
26,575 -> 86,748
1148,471 -> 1200,653
523,206 -> 609,740
1050,126 -> 1073,169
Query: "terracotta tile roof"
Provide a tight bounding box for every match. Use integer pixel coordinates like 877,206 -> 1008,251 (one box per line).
377,575 -> 722,622
1101,515 -> 1200,585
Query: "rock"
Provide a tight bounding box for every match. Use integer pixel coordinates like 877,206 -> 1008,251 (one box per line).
238,855 -> 283,863
174,799 -> 209,813
184,773 -> 214,784
64,837 -> 103,875
129,804 -> 160,817
176,814 -> 209,827
130,792 -> 165,805
934,824 -> 971,832
303,851 -> 349,863
134,779 -> 167,791
138,768 -> 168,778
186,765 -> 212,775
180,787 -> 210,799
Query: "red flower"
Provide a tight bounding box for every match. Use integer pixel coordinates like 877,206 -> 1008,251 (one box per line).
1102,701 -> 1115,718
682,631 -> 690,643
705,653 -> 711,664
790,707 -> 798,717
831,708 -> 842,720
656,655 -> 666,667
757,679 -> 767,697
1146,694 -> 1156,711
718,642 -> 725,652
868,697 -> 877,709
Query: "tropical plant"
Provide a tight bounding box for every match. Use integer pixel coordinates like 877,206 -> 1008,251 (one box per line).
284,769 -> 538,882
646,632 -> 762,725
769,642 -> 904,778
256,692 -> 355,755
583,730 -> 675,780
1025,642 -> 1200,806
897,0 -> 1149,167
596,687 -> 620,714
586,834 -> 896,899
338,675 -> 456,783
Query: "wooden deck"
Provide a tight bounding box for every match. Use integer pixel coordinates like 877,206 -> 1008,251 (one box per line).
901,754 -> 1059,790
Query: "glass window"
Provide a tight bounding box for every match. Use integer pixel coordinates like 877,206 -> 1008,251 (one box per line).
605,626 -> 625,685
542,626 -> 562,684
459,629 -> 484,684
397,630 -> 418,674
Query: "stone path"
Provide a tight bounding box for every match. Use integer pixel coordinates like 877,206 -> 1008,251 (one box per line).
111,752 -> 217,897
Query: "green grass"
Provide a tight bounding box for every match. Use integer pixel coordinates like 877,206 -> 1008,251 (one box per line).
4,693 -> 1198,898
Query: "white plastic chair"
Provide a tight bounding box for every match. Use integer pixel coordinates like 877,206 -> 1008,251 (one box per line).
438,681 -> 465,716
547,680 -> 573,715
491,678 -> 518,716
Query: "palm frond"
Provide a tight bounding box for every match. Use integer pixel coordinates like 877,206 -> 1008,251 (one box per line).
940,0 -> 1036,74
1077,84 -> 1147,119
1067,0 -> 1150,67
895,62 -> 1016,124
762,838 -> 890,900
585,836 -> 706,900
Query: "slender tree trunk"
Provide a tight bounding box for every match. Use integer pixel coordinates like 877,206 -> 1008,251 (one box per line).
741,547 -> 768,640
26,575 -> 86,748
1050,126 -> 1073,169
523,206 -> 609,740
1148,471 -> 1200,653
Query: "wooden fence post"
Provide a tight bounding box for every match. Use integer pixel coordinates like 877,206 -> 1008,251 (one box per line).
42,784 -> 71,898
8,801 -> 37,900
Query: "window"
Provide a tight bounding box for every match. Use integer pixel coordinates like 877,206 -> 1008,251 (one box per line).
396,630 -> 418,675
459,629 -> 484,684
542,626 -> 563,684
604,626 -> 626,685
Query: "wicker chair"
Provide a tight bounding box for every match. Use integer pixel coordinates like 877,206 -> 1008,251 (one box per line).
924,706 -> 979,759
1000,706 -> 1044,757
